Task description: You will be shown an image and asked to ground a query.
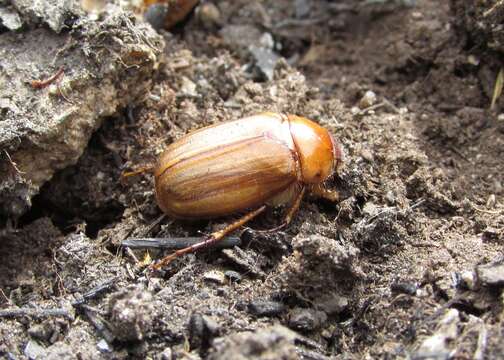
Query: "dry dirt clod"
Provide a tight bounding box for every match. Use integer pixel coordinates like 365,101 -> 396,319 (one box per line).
476,257 -> 504,288
414,308 -> 460,359
108,285 -> 155,342
208,325 -> 299,360
288,307 -> 327,333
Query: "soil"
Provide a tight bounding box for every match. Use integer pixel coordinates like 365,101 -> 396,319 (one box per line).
1,0 -> 504,359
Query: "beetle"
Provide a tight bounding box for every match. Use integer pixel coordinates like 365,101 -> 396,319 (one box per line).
130,112 -> 343,269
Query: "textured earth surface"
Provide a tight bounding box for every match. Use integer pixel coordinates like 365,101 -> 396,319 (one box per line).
1,0 -> 503,359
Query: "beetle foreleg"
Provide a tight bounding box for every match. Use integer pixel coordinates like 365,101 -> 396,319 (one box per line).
310,184 -> 339,202
151,205 -> 267,270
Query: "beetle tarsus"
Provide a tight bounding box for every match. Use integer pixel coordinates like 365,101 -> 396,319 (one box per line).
151,206 -> 267,270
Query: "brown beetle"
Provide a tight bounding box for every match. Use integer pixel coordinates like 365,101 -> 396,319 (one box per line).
129,112 -> 343,269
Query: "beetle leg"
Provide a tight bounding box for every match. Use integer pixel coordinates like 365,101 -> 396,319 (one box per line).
310,183 -> 339,202
151,205 -> 267,270
122,165 -> 155,178
283,186 -> 306,226
253,186 -> 306,234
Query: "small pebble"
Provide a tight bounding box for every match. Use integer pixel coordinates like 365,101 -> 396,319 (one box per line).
248,300 -> 286,317
159,348 -> 172,360
391,281 -> 418,295
315,294 -> 349,315
459,270 -> 475,290
224,270 -> 242,283
288,308 -> 327,332
24,340 -> 46,359
360,148 -> 374,162
180,76 -> 198,97
97,339 -> 111,353
197,2 -> 221,28
486,194 -> 496,208
359,90 -> 377,109
28,323 -> 53,342
144,4 -> 168,31
189,313 -> 220,350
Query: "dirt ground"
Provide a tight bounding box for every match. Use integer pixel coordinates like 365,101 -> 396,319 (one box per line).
1,0 -> 504,359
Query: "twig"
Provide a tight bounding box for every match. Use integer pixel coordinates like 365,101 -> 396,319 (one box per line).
71,277 -> 118,307
122,236 -> 241,250
31,67 -> 64,89
80,305 -> 115,343
3,150 -> 24,175
125,247 -> 140,265
471,203 -> 503,215
0,307 -> 74,321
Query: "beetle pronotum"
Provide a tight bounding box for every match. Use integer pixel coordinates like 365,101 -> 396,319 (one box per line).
128,112 -> 343,269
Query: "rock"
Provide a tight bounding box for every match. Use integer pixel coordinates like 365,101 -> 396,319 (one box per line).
158,348 -> 173,360
188,313 -> 220,351
96,339 -> 111,353
0,11 -> 163,217
44,343 -> 75,359
108,286 -> 155,341
180,76 -> 198,97
196,2 -> 221,29
9,0 -> 83,32
476,257 -> 504,287
24,340 -> 46,360
249,44 -> 280,81
144,4 -> 168,31
28,322 -> 54,342
221,247 -> 267,278
203,270 -> 226,285
293,234 -> 359,275
315,294 -> 349,315
391,280 -> 418,295
248,300 -> 286,317
288,308 -> 327,332
0,6 -> 23,31
208,325 -> 299,360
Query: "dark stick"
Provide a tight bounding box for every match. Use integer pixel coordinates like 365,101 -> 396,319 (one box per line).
0,307 -> 74,321
122,236 -> 241,250
72,277 -> 119,307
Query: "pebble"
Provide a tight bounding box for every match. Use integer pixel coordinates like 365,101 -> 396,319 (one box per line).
96,339 -> 111,353
203,270 -> 226,285
359,90 -> 377,109
197,2 -> 221,28
315,294 -> 349,315
248,300 -> 286,317
288,308 -> 327,332
224,270 -> 242,283
414,309 -> 459,358
24,340 -> 46,360
144,4 -> 168,31
391,280 -> 418,296
188,313 -> 220,350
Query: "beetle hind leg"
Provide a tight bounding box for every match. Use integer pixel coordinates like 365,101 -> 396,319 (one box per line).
151,205 -> 267,270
